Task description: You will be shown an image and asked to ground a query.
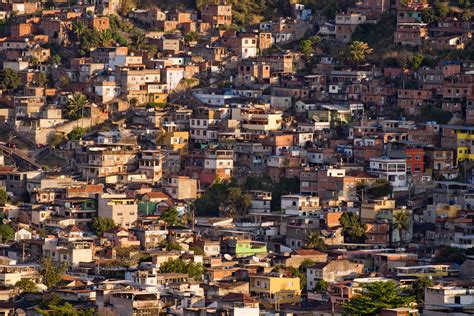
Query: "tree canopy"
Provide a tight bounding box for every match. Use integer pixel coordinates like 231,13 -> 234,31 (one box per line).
158,258 -> 204,280
0,68 -> 20,91
15,279 -> 39,292
220,187 -> 252,218
0,189 -> 8,205
305,232 -> 327,250
339,212 -> 367,243
36,295 -> 95,316
161,207 -> 181,227
343,281 -> 415,315
40,258 -> 67,289
67,127 -> 86,140
0,224 -> 14,241
392,210 -> 411,245
346,41 -> 373,65
89,217 -> 116,236
64,93 -> 88,120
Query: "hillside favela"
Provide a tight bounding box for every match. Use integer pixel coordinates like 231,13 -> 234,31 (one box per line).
0,0 -> 474,315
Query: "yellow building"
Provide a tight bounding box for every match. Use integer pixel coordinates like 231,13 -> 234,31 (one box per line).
361,197 -> 396,221
424,203 -> 461,223
449,126 -> 474,162
456,130 -> 474,161
156,131 -> 189,152
148,93 -> 168,104
249,274 -> 301,308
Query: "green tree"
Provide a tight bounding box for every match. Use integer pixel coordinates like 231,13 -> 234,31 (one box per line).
72,20 -> 88,40
185,31 -> 199,43
119,0 -> 136,15
368,179 -> 393,198
270,177 -> 300,212
0,188 -> 8,205
434,0 -> 449,20
67,127 -> 85,140
37,72 -> 48,87
392,210 -> 410,245
131,33 -> 148,51
39,257 -> 67,289
164,241 -> 182,251
422,8 -> 437,24
299,258 -> 315,270
89,217 -> 115,236
0,225 -> 14,241
299,39 -> 314,58
15,279 -> 39,292
189,245 -> 204,256
158,258 -> 204,280
419,105 -> 452,124
347,41 -> 373,65
0,68 -> 20,90
36,301 -> 95,316
220,187 -> 252,218
305,232 -> 326,250
49,55 -> 61,65
161,207 -> 180,228
433,246 -> 466,264
30,57 -> 39,67
48,133 -> 65,148
351,13 -> 395,49
195,180 -> 230,216
339,212 -> 367,243
314,279 -> 329,292
129,98 -> 138,107
410,53 -> 424,71
97,29 -> 114,47
114,246 -> 140,267
65,92 -> 88,120
343,281 -> 415,315
410,276 -> 433,305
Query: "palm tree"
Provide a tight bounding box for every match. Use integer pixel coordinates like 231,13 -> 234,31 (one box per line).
65,92 -> 88,120
131,33 -> 149,52
348,41 -> 373,65
219,187 -> 251,218
97,30 -> 114,47
72,21 -> 88,39
305,232 -> 326,250
339,212 -> 367,243
392,210 -> 410,246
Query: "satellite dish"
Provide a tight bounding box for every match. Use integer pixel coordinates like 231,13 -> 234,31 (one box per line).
223,254 -> 232,261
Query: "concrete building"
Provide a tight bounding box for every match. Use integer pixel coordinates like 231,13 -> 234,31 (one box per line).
98,194 -> 138,228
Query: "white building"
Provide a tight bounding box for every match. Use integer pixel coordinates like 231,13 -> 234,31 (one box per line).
281,194 -> 320,216
43,237 -> 93,267
240,36 -> 258,59
425,285 -> 474,315
163,67 -> 185,91
369,157 -> 407,188
93,82 -> 121,103
14,228 -> 32,241
248,191 -> 272,214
